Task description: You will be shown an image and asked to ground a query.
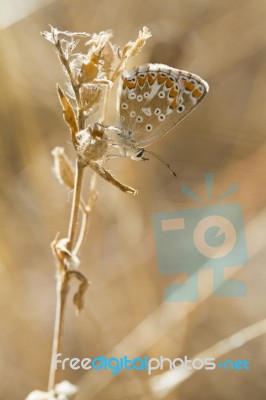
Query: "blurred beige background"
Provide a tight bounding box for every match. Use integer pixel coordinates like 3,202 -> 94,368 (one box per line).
1,0 -> 266,399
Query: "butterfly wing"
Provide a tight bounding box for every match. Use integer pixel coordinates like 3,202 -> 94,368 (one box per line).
117,64 -> 208,148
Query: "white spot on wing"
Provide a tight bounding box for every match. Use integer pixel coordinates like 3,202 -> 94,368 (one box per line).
142,107 -> 152,116
149,81 -> 161,99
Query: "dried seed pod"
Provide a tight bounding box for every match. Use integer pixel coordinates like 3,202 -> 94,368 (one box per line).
75,124 -> 108,165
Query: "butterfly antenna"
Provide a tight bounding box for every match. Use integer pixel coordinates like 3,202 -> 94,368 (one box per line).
144,149 -> 177,177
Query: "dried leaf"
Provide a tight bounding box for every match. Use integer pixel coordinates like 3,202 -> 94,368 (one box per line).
111,60 -> 126,82
57,84 -> 77,123
122,26 -> 152,59
85,30 -> 113,54
60,38 -> 79,60
111,27 -> 151,82
53,237 -> 71,259
73,281 -> 88,313
116,46 -> 122,60
53,27 -> 92,38
67,271 -> 90,313
80,84 -> 102,110
88,161 -> 137,195
57,85 -> 78,144
41,26 -> 59,45
52,238 -> 80,269
51,147 -> 75,189
101,41 -> 115,76
77,54 -> 99,84
41,31 -> 57,45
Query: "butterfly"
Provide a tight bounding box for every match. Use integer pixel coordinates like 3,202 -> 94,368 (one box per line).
114,63 -> 209,163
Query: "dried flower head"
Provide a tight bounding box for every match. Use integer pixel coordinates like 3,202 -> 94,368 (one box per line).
121,26 -> 152,59
111,26 -> 152,81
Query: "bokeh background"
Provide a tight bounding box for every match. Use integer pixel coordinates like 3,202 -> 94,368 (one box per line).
1,0 -> 266,399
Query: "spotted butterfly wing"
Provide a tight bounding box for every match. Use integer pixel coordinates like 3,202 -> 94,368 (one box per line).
117,64 -> 209,149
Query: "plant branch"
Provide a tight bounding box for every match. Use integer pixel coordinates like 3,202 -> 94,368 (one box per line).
48,245 -> 70,390
67,161 -> 85,250
48,159 -> 84,392
55,40 -> 81,104
48,38 -> 86,391
74,177 -> 98,256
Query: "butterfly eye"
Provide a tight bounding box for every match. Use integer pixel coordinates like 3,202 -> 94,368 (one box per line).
146,124 -> 153,131
158,91 -> 165,98
155,108 -> 161,115
137,95 -> 143,102
169,76 -> 175,82
190,79 -> 196,85
143,92 -> 149,99
130,111 -> 136,117
136,116 -> 143,122
122,103 -> 128,109
158,114 -> 166,121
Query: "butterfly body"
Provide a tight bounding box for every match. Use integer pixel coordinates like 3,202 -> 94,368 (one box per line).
115,63 -> 209,160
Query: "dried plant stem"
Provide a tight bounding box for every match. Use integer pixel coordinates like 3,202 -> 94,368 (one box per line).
48,269 -> 69,390
74,205 -> 88,255
48,162 -> 85,391
100,86 -> 110,124
68,161 -> 85,249
48,165 -> 83,389
111,60 -> 124,82
48,70 -> 86,391
149,317 -> 266,398
37,26 -> 151,400
55,40 -> 80,103
77,109 -> 85,132
74,178 -> 98,255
